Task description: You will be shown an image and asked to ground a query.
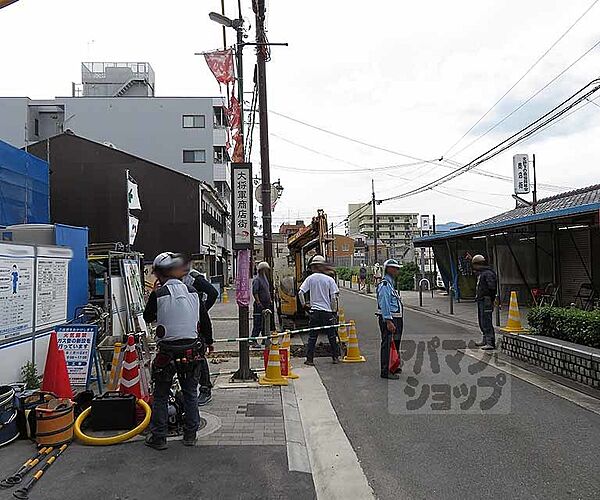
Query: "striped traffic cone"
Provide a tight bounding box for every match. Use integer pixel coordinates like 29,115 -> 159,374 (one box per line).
338,309 -> 349,343
119,335 -> 143,399
343,320 -> 366,363
281,332 -> 299,380
500,291 -> 527,333
259,337 -> 288,386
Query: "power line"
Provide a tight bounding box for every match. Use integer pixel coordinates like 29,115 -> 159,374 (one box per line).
379,77 -> 600,203
269,159 -> 429,174
433,187 -> 507,209
443,0 -> 599,157
449,38 -> 600,159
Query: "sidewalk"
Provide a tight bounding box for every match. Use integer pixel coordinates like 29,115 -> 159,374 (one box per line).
339,281 -> 530,329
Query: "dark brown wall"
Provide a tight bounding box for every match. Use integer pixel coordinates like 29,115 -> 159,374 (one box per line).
29,134 -> 200,261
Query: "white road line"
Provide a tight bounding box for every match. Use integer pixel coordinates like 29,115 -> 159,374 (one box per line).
462,349 -> 600,416
294,365 -> 375,499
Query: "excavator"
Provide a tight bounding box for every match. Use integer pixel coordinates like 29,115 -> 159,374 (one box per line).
277,209 -> 332,327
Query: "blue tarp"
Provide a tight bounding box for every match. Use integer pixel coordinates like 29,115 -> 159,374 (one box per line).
0,139 -> 49,226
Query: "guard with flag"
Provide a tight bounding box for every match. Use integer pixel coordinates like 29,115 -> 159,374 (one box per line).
376,259 -> 404,379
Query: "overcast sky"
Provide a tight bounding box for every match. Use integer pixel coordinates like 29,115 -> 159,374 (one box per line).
1,0 -> 599,232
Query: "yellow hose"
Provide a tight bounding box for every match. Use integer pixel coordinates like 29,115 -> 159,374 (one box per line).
74,399 -> 151,446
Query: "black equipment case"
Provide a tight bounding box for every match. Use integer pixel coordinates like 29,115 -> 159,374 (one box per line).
90,392 -> 137,431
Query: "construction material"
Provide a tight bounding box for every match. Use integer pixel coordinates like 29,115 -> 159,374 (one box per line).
13,444 -> 68,500
259,337 -> 288,386
0,447 -> 53,488
342,320 -> 366,363
501,291 -> 527,333
107,342 -> 123,390
15,391 -> 57,440
90,392 -> 137,431
74,398 -> 151,446
40,332 -> 73,399
213,322 -> 353,343
34,399 -> 74,447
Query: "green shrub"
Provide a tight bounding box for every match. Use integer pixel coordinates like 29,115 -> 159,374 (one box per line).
337,267 -> 359,282
396,263 -> 418,291
527,306 -> 600,349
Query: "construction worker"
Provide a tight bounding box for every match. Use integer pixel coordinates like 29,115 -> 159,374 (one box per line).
143,252 -> 203,450
251,261 -> 272,347
299,255 -> 340,365
471,254 -> 497,350
376,259 -> 403,379
183,265 -> 218,406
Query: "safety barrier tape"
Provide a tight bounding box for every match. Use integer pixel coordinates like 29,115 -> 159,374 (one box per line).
212,322 -> 353,343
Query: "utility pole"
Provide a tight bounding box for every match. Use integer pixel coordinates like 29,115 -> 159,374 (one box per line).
254,0 -> 273,270
372,179 -> 378,265
331,222 -> 335,263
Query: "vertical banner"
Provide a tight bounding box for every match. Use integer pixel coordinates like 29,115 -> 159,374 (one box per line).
231,162 -> 253,250
513,154 -> 530,194
236,249 -> 251,307
420,215 -> 431,232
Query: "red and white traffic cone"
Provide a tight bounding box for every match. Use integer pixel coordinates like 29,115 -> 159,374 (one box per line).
119,335 -> 143,400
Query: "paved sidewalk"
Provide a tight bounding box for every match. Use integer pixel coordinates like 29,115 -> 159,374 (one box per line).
339,281 -> 530,329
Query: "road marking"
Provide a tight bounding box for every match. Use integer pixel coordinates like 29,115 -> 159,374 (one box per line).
294,365 -> 375,499
281,384 -> 311,473
462,349 -> 600,416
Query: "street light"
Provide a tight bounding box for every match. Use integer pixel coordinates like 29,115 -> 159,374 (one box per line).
208,11 -> 244,30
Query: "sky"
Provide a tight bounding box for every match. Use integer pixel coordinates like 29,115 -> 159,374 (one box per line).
1,0 -> 599,232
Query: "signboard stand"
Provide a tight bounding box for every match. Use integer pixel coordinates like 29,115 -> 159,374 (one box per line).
55,324 -> 98,390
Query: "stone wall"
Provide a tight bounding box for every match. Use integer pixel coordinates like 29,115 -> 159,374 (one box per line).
502,333 -> 600,390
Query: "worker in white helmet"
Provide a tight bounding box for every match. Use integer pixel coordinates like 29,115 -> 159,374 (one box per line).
471,254 -> 497,350
298,255 -> 340,365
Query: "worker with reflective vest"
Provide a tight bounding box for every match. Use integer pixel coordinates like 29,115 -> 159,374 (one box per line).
376,259 -> 404,379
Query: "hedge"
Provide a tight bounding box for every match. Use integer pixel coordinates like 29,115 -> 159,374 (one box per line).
527,306 -> 600,349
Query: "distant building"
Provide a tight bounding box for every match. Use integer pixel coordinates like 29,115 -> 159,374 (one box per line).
279,220 -> 305,237
0,62 -> 230,197
352,235 -> 388,266
347,203 -> 418,262
27,133 -> 230,281
330,234 -> 355,267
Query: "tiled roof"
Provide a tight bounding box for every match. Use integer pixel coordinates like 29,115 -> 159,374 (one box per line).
415,184 -> 600,244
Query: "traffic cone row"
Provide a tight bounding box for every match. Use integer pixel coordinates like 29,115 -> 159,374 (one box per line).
41,331 -> 73,399
281,332 -> 299,380
343,320 -> 366,363
259,337 -> 288,386
500,291 -> 527,333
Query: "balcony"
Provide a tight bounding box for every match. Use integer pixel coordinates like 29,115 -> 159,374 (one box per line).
214,162 -> 231,183
213,128 -> 227,146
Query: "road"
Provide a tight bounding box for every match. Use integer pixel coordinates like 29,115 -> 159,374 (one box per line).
315,290 -> 600,500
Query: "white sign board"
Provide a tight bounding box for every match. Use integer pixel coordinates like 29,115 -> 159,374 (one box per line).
513,154 -> 530,194
56,324 -> 96,387
420,215 -> 431,231
36,246 -> 71,329
232,163 -> 252,250
0,244 -> 35,341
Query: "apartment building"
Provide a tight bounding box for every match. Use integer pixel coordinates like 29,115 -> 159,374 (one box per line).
347,203 -> 419,262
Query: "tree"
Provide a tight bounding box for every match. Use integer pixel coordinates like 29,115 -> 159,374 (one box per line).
396,263 -> 418,291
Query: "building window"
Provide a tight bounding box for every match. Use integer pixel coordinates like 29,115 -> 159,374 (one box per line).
214,106 -> 227,127
342,244 -> 350,252
183,149 -> 206,163
214,146 -> 228,163
34,118 -> 39,136
182,114 -> 206,128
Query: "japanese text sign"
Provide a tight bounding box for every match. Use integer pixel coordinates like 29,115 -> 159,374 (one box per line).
231,162 -> 253,250
55,324 -> 97,388
513,154 -> 530,195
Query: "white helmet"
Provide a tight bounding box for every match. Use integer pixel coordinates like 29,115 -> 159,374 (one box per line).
257,261 -> 270,271
153,252 -> 186,270
309,255 -> 327,266
383,258 -> 401,270
471,254 -> 486,265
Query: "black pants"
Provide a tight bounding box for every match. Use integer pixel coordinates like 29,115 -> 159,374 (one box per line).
198,357 -> 211,392
477,298 -> 495,347
306,310 -> 339,361
378,317 -> 403,375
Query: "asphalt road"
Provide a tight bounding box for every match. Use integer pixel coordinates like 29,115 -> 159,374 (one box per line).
315,290 -> 600,500
0,441 -> 315,500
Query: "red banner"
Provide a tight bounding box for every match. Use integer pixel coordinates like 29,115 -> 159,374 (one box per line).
204,49 -> 235,84
228,95 -> 241,130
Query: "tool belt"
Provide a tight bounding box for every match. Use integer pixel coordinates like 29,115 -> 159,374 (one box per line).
152,339 -> 204,382
375,311 -> 403,318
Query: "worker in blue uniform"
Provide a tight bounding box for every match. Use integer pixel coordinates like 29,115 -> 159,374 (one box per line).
376,259 -> 404,379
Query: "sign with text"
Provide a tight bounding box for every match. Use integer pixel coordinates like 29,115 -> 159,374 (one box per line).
231,162 -> 253,250
420,215 -> 431,232
55,324 -> 97,388
0,244 -> 34,342
513,154 -> 530,194
36,257 -> 69,329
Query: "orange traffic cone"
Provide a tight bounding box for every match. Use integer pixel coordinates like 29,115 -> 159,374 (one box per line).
259,337 -> 288,386
281,332 -> 299,380
338,309 -> 349,343
119,335 -> 143,399
343,320 -> 366,363
500,291 -> 527,333
41,331 -> 73,399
